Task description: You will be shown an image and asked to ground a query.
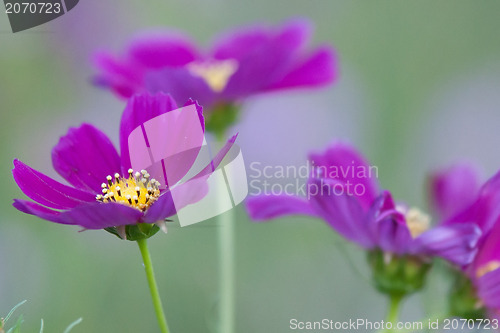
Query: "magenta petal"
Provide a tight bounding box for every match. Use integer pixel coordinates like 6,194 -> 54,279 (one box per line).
308,142 -> 379,210
308,177 -> 375,249
371,191 -> 412,254
477,268 -> 500,310
59,202 -> 143,230
429,163 -> 481,221
473,219 -> 500,271
444,170 -> 500,233
52,123 -> 121,193
193,134 -> 238,179
127,32 -> 200,69
414,224 -> 481,266
216,19 -> 314,98
93,51 -> 143,98
142,191 -> 177,223
144,67 -> 216,108
13,199 -> 65,224
119,92 -> 180,172
266,46 -> 338,90
12,160 -> 95,209
245,194 -> 318,221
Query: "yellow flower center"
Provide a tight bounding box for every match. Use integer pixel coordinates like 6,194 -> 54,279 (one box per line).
477,261 -> 500,278
96,169 -> 161,211
405,207 -> 431,238
187,59 -> 238,92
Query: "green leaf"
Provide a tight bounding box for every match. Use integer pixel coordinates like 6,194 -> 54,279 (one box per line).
3,300 -> 26,325
6,314 -> 23,333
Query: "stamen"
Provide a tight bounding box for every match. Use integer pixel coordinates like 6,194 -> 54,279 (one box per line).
187,59 -> 238,92
477,261 -> 500,278
95,169 -> 162,211
405,208 -> 431,238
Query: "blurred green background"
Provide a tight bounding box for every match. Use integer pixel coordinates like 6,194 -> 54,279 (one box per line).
1,1 -> 500,332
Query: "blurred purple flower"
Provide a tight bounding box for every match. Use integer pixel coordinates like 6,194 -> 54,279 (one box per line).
93,18 -> 338,111
12,93 -> 236,233
428,163 -> 481,221
430,164 -> 500,236
430,164 -> 500,315
472,221 -> 500,315
246,142 -> 480,266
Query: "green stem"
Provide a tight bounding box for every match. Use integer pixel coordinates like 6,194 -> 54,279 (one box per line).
137,238 -> 170,333
218,196 -> 235,333
386,294 -> 403,332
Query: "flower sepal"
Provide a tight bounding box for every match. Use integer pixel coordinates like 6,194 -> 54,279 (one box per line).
205,103 -> 240,139
368,249 -> 431,298
448,272 -> 486,320
105,223 -> 160,241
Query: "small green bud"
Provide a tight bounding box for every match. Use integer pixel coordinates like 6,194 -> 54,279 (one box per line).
368,249 -> 431,298
105,223 -> 160,241
448,271 -> 486,319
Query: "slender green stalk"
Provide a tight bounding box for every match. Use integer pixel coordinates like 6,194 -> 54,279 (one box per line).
137,238 -> 170,333
213,133 -> 236,333
218,209 -> 235,333
385,294 -> 403,332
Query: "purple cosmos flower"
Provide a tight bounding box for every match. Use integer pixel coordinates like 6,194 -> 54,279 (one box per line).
12,92 -> 236,238
246,142 -> 480,267
93,18 -> 337,112
430,164 -> 500,318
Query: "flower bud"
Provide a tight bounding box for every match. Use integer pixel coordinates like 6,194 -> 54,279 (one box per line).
448,272 -> 486,319
368,249 -> 431,298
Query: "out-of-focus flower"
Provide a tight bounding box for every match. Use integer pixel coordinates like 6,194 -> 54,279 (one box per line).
12,93 -> 236,240
428,163 -> 482,222
246,142 -> 480,296
430,164 -> 500,319
248,142 -> 480,265
93,18 -> 338,135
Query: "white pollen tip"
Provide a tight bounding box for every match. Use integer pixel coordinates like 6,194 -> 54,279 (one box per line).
102,189 -> 108,194
109,192 -> 114,196
101,183 -> 107,188
126,195 -> 131,200
133,196 -> 138,200
114,173 -> 120,178
106,175 -> 112,180
141,170 -> 147,174
135,172 -> 141,177
128,168 -> 134,173
135,186 -> 140,191
116,186 -> 121,191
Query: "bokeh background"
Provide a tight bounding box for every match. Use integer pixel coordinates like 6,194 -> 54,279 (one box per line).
1,1 -> 500,332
